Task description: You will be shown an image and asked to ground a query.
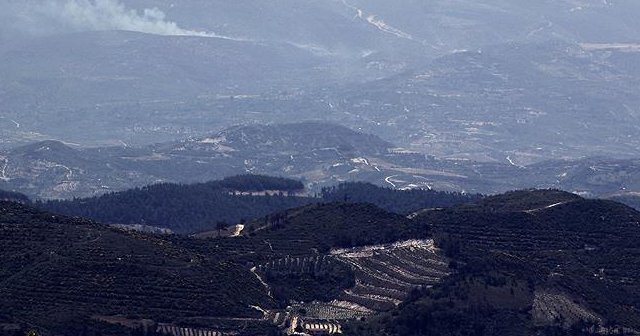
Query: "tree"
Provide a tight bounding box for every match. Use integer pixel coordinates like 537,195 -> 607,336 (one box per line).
216,221 -> 229,236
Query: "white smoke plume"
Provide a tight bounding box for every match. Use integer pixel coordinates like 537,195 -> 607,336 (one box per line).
45,0 -> 215,37
0,0 -> 240,39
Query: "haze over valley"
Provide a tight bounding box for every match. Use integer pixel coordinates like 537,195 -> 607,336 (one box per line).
2,0 -> 639,163
1,1 -> 640,336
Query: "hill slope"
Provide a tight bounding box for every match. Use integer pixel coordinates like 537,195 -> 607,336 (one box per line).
1,198 -> 444,335
2,189 -> 640,335
347,190 -> 640,335
0,201 -> 274,336
4,122 -> 640,201
41,175 -> 310,233
427,191 -> 640,328
41,178 -> 478,234
0,122 -> 399,199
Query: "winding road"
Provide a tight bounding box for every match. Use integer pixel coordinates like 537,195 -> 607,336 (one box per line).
384,175 -> 399,188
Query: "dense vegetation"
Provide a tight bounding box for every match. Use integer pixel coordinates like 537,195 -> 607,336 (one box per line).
264,258 -> 355,305
39,177 -> 478,234
0,189 -> 30,203
611,195 -> 640,212
0,201 -> 274,336
245,202 -> 421,252
321,182 -> 481,214
3,188 -> 640,335
41,175 -> 310,233
345,266 -> 611,336
2,195 -> 430,335
215,174 -> 304,192
345,269 -> 534,336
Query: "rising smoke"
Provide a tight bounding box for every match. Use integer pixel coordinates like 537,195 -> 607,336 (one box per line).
0,0 -> 234,39
45,0 -> 215,37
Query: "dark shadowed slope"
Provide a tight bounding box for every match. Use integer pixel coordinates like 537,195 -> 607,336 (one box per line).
40,177 -> 479,235
0,201 -> 273,335
420,191 -> 640,331
41,175 -> 310,234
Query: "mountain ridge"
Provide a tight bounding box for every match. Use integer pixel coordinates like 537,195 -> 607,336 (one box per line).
3,189 -> 640,335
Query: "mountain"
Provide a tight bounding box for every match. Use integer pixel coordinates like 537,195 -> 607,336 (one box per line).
331,40 -> 640,164
41,175 -> 311,234
0,197 -> 453,335
346,190 -> 640,335
0,0 -> 426,148
171,201 -> 453,335
4,188 -> 640,335
0,201 -> 275,336
0,30 -> 336,147
0,122 -> 398,199
0,140 -> 161,199
320,182 -> 482,215
338,0 -> 640,47
3,2 -> 640,335
610,194 -> 640,212
3,122 -> 508,199
243,202 -> 418,252
3,121 -> 640,201
527,157 -> 640,197
168,122 -> 393,156
0,189 -> 29,203
1,1 -> 639,160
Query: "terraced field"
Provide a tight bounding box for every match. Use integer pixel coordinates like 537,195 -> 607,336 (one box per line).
257,255 -> 338,276
157,324 -> 223,336
332,239 -> 449,312
8,190 -> 637,335
414,190 -> 640,331
256,239 -> 451,334
532,291 -> 602,327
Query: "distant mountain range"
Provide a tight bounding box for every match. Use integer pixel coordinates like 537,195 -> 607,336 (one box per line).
0,122 -> 398,199
333,40 -> 640,163
1,1 -> 639,161
1,122 -> 639,202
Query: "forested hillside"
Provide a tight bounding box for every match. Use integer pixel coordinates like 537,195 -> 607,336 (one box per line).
0,201 -> 275,336
610,195 -> 640,212
1,195 -> 444,335
0,189 -> 29,203
39,177 -> 478,234
41,175 -> 310,233
244,202 -> 419,252
3,188 -> 640,335
321,182 -> 481,214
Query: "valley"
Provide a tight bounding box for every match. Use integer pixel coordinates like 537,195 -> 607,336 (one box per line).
2,10 -> 640,162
